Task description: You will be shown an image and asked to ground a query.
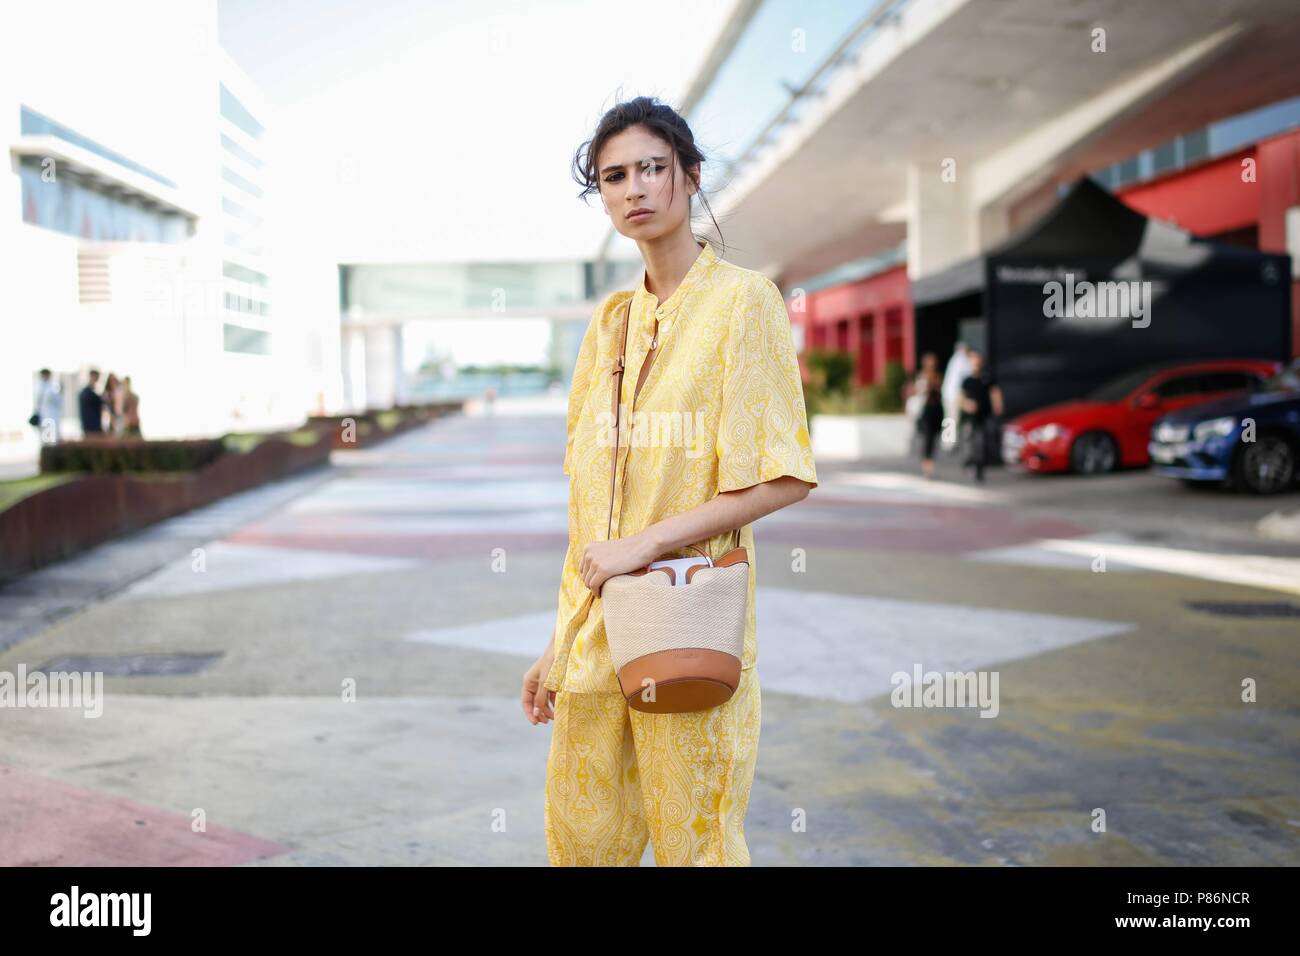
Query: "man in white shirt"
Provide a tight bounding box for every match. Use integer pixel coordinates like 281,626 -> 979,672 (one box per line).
33,368 -> 63,444
940,343 -> 971,450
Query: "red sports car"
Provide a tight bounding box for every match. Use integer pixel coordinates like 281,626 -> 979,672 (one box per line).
1001,359 -> 1282,475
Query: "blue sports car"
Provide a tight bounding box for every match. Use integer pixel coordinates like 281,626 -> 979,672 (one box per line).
1148,358 -> 1300,494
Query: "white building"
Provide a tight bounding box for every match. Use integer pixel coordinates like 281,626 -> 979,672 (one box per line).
0,0 -> 342,468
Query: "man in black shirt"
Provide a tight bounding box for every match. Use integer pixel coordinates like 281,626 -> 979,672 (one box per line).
960,351 -> 1003,482
78,369 -> 105,435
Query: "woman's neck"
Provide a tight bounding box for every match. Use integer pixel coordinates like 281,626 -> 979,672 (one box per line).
639,230 -> 702,304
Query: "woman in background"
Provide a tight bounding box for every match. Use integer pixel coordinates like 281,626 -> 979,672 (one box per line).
120,376 -> 141,437
102,373 -> 122,434
912,352 -> 945,479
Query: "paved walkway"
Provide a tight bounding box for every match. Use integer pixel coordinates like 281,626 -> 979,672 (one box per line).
2,404 -> 1298,865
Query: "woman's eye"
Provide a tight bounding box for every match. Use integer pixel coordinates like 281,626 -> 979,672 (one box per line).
603,165 -> 664,183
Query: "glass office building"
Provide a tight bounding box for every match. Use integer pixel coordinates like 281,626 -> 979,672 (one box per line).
17,106 -> 191,244
218,81 -> 272,356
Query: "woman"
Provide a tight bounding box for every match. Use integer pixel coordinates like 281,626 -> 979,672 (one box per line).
101,373 -> 122,434
911,352 -> 945,479
520,96 -> 818,866
120,376 -> 141,437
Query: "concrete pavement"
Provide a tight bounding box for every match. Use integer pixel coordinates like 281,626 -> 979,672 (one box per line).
2,401 -> 1298,865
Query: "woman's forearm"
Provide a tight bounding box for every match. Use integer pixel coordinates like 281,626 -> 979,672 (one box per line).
640,476 -> 810,555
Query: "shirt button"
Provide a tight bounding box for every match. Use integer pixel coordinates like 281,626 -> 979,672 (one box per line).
656,307 -> 665,317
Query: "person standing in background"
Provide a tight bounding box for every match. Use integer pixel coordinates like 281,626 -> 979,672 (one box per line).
910,353 -> 945,479
32,368 -> 63,443
959,350 -> 1003,483
941,341 -> 972,454
102,373 -> 122,434
78,369 -> 105,436
121,376 -> 141,437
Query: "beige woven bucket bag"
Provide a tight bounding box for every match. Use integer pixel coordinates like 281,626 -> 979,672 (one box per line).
598,299 -> 749,714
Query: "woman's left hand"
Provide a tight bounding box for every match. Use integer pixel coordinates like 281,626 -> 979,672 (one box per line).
580,533 -> 662,597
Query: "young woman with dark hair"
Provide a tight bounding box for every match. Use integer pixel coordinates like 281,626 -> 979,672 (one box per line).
520,96 -> 818,866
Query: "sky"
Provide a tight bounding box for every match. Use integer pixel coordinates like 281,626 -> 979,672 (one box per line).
217,0 -> 738,266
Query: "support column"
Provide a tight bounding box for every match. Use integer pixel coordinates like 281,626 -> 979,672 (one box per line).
847,312 -> 862,386
362,324 -> 404,410
873,311 -> 887,386
906,162 -> 979,280
900,299 -> 916,374
341,326 -> 367,412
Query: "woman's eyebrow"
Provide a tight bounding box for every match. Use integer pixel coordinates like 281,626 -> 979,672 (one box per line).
600,155 -> 670,174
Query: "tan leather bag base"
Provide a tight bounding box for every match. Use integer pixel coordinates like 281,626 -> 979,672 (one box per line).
617,647 -> 742,713
623,679 -> 735,714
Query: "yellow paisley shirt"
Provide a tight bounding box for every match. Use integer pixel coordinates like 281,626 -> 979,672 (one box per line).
545,238 -> 818,696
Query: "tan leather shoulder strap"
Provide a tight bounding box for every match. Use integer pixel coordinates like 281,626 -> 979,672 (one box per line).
604,294 -> 741,553
606,298 -> 631,541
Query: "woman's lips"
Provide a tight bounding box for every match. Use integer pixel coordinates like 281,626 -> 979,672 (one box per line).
627,210 -> 653,221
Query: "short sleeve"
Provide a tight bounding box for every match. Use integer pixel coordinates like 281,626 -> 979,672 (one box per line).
562,313 -> 600,476
716,277 -> 818,493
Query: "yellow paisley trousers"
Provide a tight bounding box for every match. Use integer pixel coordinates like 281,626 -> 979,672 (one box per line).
544,239 -> 818,866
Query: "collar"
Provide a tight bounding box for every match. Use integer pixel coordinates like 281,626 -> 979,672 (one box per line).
634,238 -> 719,318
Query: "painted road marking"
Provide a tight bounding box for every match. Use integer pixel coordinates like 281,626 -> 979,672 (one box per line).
405,590 -> 1132,704
115,542 -> 421,600
1024,538 -> 1300,597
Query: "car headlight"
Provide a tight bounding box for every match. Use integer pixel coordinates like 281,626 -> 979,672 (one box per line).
1192,417 -> 1236,442
1153,421 -> 1190,443
1027,423 -> 1062,443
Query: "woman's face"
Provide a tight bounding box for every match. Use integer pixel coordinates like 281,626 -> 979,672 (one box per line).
597,125 -> 696,241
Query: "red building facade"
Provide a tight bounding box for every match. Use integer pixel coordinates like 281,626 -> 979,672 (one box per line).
793,263 -> 914,386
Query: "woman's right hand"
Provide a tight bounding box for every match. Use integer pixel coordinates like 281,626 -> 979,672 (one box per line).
522,643 -> 557,725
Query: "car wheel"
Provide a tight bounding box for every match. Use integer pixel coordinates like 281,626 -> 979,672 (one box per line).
1233,434 -> 1296,494
1070,431 -> 1118,475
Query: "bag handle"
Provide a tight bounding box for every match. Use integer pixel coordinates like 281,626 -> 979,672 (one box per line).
605,297 -> 741,555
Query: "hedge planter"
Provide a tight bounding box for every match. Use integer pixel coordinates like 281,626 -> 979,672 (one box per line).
1,432 -> 331,581
306,400 -> 464,450
40,437 -> 227,473
2,401 -> 464,581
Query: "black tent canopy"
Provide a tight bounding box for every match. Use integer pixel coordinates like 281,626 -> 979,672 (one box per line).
913,178 -> 1292,417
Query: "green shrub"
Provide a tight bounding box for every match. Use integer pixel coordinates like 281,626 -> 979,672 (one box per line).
41,428 -> 325,474
223,429 -> 323,454
40,438 -> 227,474
865,359 -> 906,412
802,354 -> 909,416
805,349 -> 854,396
